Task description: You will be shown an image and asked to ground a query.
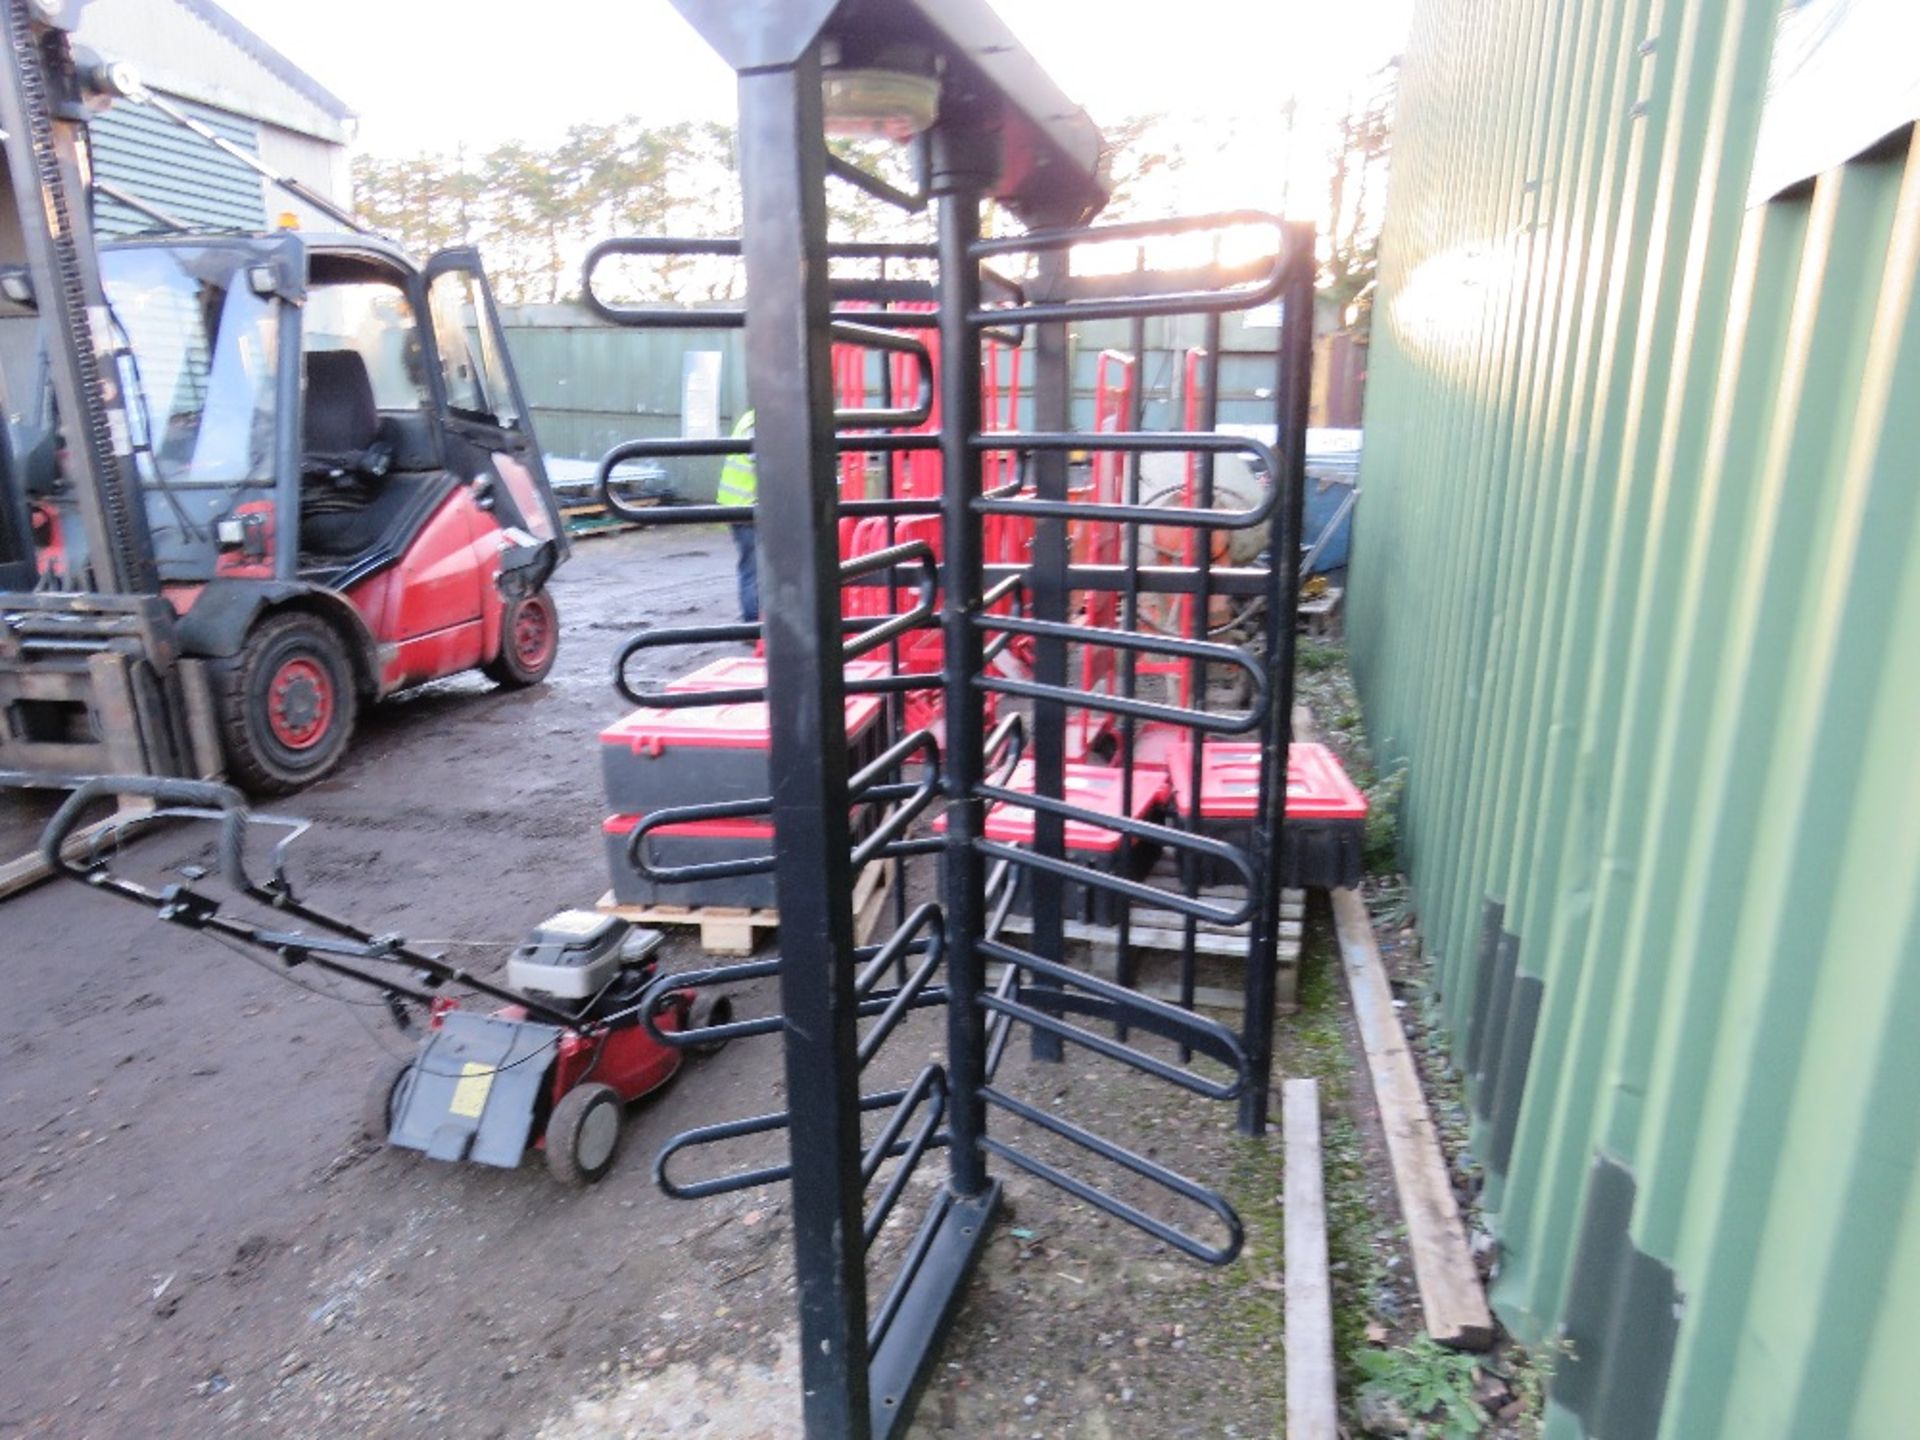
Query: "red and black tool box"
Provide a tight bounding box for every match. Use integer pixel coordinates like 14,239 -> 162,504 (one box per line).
891,629 -> 1006,748
602,813 -> 778,910
664,655 -> 893,694
942,759 -> 1172,924
1166,740 -> 1368,889
663,656 -> 899,803
599,690 -> 886,815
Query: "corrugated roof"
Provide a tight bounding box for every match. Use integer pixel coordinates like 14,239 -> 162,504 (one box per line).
171,0 -> 353,123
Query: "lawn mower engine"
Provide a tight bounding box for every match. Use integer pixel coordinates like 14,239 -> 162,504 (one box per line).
376,910 -> 732,1184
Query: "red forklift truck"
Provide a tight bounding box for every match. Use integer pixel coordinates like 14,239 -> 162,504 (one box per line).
0,8 -> 567,795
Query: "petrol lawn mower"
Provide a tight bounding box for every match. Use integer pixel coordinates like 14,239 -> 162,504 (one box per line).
39,776 -> 736,1185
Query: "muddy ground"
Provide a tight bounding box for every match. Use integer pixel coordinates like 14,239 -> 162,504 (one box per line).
0,526 -> 1487,1439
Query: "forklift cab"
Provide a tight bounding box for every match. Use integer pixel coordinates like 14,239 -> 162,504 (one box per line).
81,232 -> 566,586
11,230 -> 572,791
297,245 -> 567,568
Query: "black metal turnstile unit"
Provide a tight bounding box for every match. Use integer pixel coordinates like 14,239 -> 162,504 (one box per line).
585,3 -> 1315,1433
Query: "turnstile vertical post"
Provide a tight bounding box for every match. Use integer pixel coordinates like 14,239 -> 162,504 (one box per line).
933,126 -> 992,1198
735,44 -> 871,1435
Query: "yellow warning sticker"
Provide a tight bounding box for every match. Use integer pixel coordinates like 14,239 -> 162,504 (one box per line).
448,1062 -> 495,1119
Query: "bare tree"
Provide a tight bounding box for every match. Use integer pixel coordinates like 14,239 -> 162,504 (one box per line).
352,120 -> 748,305
1323,61 -> 1398,341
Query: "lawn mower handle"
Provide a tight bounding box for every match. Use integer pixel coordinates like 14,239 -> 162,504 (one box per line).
41,776 -> 253,890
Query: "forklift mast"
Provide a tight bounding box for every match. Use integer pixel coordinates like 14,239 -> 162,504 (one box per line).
0,0 -> 154,594
0,0 -> 213,785
0,394 -> 30,591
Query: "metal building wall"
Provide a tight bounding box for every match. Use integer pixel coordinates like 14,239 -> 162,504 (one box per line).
91,94 -> 265,238
1348,2 -> 1920,1437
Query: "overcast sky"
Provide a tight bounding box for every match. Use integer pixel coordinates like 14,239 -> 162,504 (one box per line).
216,0 -> 1409,215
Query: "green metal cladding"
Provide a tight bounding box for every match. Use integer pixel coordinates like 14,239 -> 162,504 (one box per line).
1348,1 -> 1920,1437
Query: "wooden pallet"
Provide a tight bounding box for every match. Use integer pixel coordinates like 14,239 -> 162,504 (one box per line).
597,901 -> 777,956
598,854 -> 896,957
993,886 -> 1307,1011
1298,585 -> 1344,638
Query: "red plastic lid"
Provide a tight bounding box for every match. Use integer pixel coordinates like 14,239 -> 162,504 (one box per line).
1165,740 -> 1367,822
899,629 -> 946,672
938,759 -> 1170,853
599,690 -> 884,754
1128,722 -> 1191,773
666,656 -> 892,692
603,812 -> 775,842
1289,744 -> 1368,820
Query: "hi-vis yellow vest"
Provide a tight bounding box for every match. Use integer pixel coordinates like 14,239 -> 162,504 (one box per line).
717,409 -> 756,507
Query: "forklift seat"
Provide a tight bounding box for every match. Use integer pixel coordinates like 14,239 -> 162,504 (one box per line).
304,349 -> 383,459
297,347 -> 459,566
301,349 -> 424,558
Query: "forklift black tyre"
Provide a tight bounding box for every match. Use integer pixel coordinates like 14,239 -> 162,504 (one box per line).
688,993 -> 734,1057
362,1055 -> 414,1143
484,587 -> 559,688
545,1081 -> 622,1185
211,611 -> 359,794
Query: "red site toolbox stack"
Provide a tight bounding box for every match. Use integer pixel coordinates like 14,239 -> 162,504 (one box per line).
601,811 -> 780,910
940,734 -> 1366,917
937,759 -> 1171,924
663,655 -> 893,696
600,659 -> 890,909
600,650 -> 1369,911
1165,739 -> 1368,890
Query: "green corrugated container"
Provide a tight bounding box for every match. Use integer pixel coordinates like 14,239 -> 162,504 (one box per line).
499,305 -> 1281,498
499,304 -> 748,499
1350,2 -> 1920,1436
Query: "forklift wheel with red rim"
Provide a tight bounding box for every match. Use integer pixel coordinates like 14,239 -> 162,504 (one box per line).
545,1081 -> 622,1185
210,611 -> 359,795
484,587 -> 559,688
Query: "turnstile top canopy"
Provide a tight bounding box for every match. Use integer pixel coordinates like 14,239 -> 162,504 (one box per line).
671,0 -> 1109,224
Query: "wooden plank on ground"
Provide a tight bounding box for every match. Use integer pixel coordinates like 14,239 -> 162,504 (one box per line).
1283,1077 -> 1338,1440
0,799 -> 160,903
1331,883 -> 1495,1349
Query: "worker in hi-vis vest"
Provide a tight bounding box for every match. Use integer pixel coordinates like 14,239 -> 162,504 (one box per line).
717,408 -> 758,622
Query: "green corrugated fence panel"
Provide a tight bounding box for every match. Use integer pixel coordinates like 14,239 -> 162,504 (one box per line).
499,306 -> 1280,498
1350,0 -> 1920,1435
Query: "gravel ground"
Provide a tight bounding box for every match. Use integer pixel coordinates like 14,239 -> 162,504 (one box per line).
0,530 -> 1508,1439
